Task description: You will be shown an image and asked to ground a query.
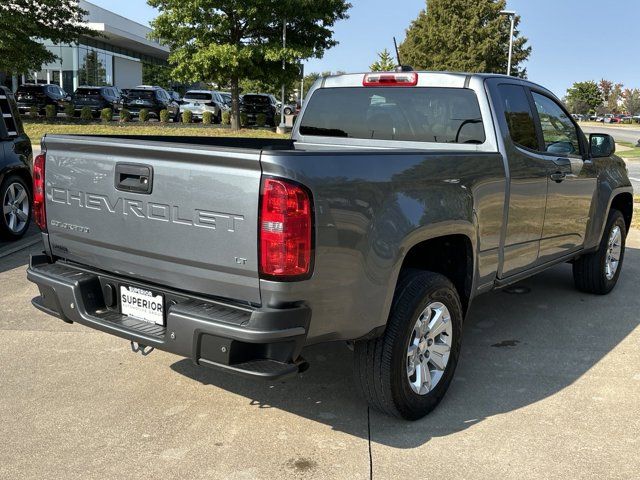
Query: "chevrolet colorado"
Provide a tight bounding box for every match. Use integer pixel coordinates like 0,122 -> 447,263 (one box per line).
27,72 -> 633,420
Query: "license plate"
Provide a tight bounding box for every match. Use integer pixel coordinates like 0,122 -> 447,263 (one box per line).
120,285 -> 164,325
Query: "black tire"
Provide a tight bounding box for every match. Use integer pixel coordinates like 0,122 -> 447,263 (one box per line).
173,109 -> 181,123
284,107 -> 293,115
573,209 -> 626,294
353,270 -> 463,420
0,175 -> 32,241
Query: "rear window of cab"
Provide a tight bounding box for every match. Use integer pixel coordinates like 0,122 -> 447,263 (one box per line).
74,88 -> 103,96
299,87 -> 485,144
184,92 -> 213,101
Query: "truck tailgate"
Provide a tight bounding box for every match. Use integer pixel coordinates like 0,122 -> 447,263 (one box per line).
43,135 -> 262,304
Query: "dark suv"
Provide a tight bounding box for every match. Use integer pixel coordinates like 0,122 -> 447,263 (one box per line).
122,86 -> 180,121
240,93 -> 277,126
0,87 -> 32,240
15,84 -> 70,115
72,86 -> 122,117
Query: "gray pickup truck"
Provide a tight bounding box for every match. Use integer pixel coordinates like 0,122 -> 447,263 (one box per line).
27,71 -> 633,420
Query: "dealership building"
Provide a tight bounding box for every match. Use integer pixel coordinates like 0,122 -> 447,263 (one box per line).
13,0 -> 168,92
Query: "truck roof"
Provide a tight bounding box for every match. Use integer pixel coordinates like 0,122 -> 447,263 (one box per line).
317,71 -> 556,99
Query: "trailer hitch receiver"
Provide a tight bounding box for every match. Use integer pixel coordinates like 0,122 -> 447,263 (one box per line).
131,341 -> 155,356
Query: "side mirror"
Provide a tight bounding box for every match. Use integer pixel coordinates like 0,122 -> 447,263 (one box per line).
590,133 -> 616,158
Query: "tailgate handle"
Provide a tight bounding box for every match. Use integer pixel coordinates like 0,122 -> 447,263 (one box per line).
115,163 -> 153,194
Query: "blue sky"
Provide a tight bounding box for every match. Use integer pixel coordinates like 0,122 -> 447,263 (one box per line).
91,0 -> 639,98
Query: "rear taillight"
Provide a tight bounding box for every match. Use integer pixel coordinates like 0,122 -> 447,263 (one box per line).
259,177 -> 313,280
33,153 -> 46,231
363,72 -> 418,87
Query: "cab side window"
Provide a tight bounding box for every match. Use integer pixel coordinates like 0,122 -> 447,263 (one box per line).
531,92 -> 581,156
497,84 -> 538,150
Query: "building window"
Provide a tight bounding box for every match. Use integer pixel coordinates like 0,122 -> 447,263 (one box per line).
78,47 -> 111,86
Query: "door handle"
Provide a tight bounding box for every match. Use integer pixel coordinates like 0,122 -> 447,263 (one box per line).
550,172 -> 566,183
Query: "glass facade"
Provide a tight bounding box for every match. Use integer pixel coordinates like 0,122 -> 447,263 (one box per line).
77,45 -> 114,86
32,40 -> 157,93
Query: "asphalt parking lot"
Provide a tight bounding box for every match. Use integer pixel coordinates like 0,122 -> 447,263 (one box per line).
1,233 -> 639,480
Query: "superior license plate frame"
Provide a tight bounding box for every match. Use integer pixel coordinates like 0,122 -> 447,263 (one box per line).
119,284 -> 165,326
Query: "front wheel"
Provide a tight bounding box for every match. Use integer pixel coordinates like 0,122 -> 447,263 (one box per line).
573,209 -> 627,294
353,270 -> 462,420
0,175 -> 32,241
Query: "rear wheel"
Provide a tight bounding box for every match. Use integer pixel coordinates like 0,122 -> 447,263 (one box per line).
353,270 -> 463,420
1,175 -> 31,240
573,209 -> 626,294
173,109 -> 181,123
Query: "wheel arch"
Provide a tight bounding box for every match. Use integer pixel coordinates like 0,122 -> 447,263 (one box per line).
0,165 -> 32,195
394,231 -> 476,316
610,191 -> 633,234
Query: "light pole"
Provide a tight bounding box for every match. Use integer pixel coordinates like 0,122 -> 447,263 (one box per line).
500,10 -> 516,76
277,20 -> 287,133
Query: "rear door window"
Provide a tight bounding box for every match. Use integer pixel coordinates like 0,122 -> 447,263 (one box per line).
496,84 -> 539,150
299,87 -> 485,144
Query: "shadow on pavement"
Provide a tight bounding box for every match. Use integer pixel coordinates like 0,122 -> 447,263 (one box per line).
172,246 -> 640,449
0,240 -> 41,274
0,225 -> 41,274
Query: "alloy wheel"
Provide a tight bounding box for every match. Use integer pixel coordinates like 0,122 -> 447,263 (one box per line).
406,301 -> 453,395
605,225 -> 622,280
2,182 -> 29,234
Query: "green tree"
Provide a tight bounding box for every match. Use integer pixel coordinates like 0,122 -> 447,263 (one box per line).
142,63 -> 173,89
240,72 -> 299,98
0,1 -> 94,78
370,49 -> 396,71
148,0 -> 351,130
78,50 -> 107,86
399,0 -> 531,76
565,81 -> 602,115
622,88 -> 640,115
608,83 -> 624,114
302,71 -> 345,100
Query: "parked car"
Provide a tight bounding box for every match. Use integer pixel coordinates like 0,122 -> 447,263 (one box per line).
27,71 -> 632,420
181,90 -> 227,122
240,93 -> 277,125
167,90 -> 183,105
15,84 -> 70,115
72,86 -> 122,117
0,86 -> 32,240
220,92 -> 232,109
122,86 -> 180,121
277,102 -> 297,115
